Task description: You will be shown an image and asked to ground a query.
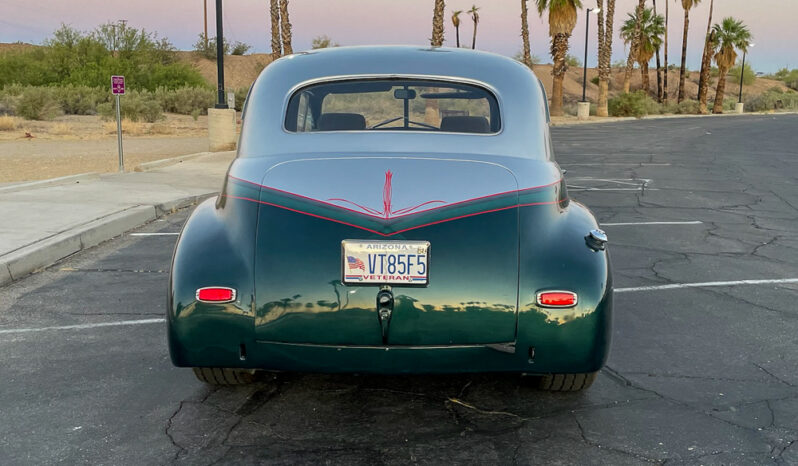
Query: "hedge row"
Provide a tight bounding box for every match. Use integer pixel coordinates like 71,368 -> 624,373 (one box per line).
0,85 -> 249,121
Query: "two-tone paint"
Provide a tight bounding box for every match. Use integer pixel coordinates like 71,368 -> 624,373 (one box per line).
168,46 -> 612,374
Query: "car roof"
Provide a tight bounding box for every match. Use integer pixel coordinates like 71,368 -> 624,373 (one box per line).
238,46 -> 551,162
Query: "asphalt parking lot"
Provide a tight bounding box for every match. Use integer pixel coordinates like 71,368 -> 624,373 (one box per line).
1,114 -> 797,465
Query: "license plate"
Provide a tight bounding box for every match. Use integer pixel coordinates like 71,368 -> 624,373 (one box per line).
342,240 -> 430,285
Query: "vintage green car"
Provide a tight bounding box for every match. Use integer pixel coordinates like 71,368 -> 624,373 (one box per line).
168,46 -> 612,391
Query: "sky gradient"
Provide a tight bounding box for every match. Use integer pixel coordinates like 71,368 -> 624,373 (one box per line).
0,0 -> 794,72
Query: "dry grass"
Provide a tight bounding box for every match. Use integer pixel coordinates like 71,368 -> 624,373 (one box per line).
51,123 -> 72,135
103,119 -> 148,135
149,123 -> 176,135
0,115 -> 20,131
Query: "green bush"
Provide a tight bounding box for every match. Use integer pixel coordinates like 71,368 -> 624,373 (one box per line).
192,33 -> 230,60
744,87 -> 798,112
590,76 -> 600,85
234,86 -> 249,111
55,85 -> 108,115
768,68 -> 798,91
566,54 -> 582,68
98,90 -> 162,122
608,91 -> 657,118
728,63 -> 755,85
231,41 -> 251,56
16,87 -> 62,120
0,24 -> 205,92
661,99 -> 700,114
155,86 -> 214,114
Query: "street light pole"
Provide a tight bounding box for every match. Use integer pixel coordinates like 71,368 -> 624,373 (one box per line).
215,0 -> 227,109
738,43 -> 754,103
581,8 -> 600,102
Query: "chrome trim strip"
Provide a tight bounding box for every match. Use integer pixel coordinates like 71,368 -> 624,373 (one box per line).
195,286 -> 237,304
535,290 -> 578,309
256,340 -> 517,351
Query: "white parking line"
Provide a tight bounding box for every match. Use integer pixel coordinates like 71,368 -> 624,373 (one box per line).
615,278 -> 798,293
0,318 -> 164,335
129,232 -> 179,236
602,221 -> 703,226
561,163 -> 671,167
568,188 -> 659,191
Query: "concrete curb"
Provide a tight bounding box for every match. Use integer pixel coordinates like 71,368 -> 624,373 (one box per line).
134,152 -> 214,172
551,110 -> 798,127
0,173 -> 100,193
0,193 -> 217,287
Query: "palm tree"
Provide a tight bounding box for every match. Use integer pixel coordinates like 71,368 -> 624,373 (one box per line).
622,0 -> 646,93
451,10 -> 462,47
652,0 -> 662,101
535,0 -> 583,117
663,0 -> 669,103
469,5 -> 480,49
712,17 -> 752,113
520,0 -> 533,68
431,0 -> 445,46
677,0 -> 702,102
279,0 -> 292,55
620,7 -> 664,94
595,0 -> 616,117
697,0 -> 715,113
270,0 -> 281,60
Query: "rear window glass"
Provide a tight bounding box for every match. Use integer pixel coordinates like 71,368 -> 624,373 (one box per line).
285,79 -> 500,133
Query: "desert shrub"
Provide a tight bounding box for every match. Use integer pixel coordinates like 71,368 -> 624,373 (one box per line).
590,76 -> 600,85
662,99 -> 700,114
768,68 -> 798,91
16,87 -> 62,120
0,84 -> 24,115
54,85 -> 108,115
234,86 -> 249,111
193,33 -> 230,60
98,90 -> 163,122
0,24 -> 204,91
728,63 -> 755,85
744,87 -> 798,112
608,91 -> 657,118
565,54 -> 582,68
723,97 -> 738,112
155,86 -> 214,114
311,35 -> 338,49
231,41 -> 251,56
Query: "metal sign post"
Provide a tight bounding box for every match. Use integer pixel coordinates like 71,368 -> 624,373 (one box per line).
111,75 -> 126,172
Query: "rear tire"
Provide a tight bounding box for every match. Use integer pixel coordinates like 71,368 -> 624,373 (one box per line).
538,371 -> 598,391
192,367 -> 254,385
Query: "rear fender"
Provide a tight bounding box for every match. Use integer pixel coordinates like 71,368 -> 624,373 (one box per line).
167,194 -> 258,367
517,201 -> 612,373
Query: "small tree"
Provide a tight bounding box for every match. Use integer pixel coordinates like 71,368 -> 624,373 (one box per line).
311,35 -> 338,49
231,41 -> 252,56
193,34 -> 229,60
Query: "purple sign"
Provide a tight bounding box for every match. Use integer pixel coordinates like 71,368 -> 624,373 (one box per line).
111,75 -> 125,95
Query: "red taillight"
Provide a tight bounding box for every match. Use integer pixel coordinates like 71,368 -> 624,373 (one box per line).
536,291 -> 577,308
196,287 -> 236,303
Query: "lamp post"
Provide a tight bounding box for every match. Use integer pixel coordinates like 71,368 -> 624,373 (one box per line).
581,7 -> 600,102
738,43 -> 754,103
215,0 -> 227,109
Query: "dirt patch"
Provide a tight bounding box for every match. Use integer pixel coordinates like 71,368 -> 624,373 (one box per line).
0,113 -> 228,182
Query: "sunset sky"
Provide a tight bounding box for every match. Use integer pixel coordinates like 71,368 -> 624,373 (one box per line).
1,0 -> 794,72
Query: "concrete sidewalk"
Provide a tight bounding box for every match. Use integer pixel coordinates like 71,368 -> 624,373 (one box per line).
0,151 -> 235,286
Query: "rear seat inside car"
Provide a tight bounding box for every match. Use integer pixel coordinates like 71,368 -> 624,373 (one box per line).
439,116 -> 490,133
317,113 -> 367,131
